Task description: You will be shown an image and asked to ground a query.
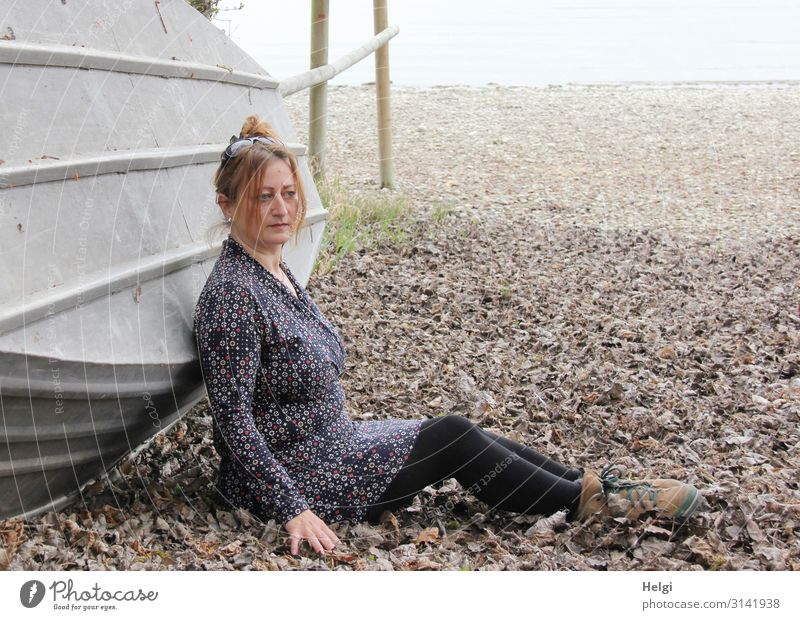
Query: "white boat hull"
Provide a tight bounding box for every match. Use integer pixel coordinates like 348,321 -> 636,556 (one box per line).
0,0 -> 327,519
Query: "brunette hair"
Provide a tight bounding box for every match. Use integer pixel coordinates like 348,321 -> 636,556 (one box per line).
211,114 -> 307,245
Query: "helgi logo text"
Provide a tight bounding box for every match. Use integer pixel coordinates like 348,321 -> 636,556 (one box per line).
20,580 -> 46,608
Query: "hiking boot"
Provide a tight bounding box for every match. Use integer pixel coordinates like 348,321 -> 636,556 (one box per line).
576,468 -> 606,520
576,465 -> 704,521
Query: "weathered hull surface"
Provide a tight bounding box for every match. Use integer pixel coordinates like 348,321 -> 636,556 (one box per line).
0,0 -> 326,519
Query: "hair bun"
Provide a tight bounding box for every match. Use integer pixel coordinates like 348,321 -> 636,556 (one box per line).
239,114 -> 281,141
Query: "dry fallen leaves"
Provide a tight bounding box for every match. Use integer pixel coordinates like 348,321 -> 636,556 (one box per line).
4,85 -> 799,571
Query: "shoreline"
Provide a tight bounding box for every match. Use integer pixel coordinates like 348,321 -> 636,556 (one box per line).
328,79 -> 800,91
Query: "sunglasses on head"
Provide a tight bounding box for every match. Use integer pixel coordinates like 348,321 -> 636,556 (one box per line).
220,135 -> 283,165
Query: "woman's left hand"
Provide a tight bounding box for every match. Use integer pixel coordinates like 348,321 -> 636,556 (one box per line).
285,509 -> 340,556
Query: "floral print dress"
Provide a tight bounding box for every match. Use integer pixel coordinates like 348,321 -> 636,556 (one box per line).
192,236 -> 424,525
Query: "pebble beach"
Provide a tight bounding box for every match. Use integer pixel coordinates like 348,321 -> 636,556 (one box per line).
2,84 -> 798,570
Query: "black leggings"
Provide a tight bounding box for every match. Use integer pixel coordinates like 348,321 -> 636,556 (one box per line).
365,415 -> 584,523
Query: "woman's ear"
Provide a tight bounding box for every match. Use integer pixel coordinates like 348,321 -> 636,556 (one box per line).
217,193 -> 233,220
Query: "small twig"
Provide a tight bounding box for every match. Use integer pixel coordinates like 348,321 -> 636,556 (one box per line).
530,385 -> 550,411
154,1 -> 168,34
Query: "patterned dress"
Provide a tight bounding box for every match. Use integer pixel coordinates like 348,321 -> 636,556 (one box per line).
192,235 -> 424,525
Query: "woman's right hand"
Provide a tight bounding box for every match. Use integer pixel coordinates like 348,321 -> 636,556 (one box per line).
285,509 -> 341,556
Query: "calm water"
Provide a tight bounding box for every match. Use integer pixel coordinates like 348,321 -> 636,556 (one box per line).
214,0 -> 800,86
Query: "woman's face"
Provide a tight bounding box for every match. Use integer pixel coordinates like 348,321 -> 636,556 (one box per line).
225,158 -> 299,254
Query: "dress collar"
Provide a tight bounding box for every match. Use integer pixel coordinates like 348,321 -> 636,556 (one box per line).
222,237 -> 344,354
222,235 -> 307,307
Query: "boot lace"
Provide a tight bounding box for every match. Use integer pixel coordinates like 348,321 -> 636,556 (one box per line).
598,465 -> 659,511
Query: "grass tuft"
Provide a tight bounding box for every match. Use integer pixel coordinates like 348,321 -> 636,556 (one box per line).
313,176 -> 414,276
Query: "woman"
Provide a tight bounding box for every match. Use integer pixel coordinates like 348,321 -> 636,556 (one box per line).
192,115 -> 705,557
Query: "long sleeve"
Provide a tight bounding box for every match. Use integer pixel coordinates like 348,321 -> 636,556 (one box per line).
193,281 -> 310,525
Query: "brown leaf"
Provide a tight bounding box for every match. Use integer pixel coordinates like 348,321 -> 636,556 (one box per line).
0,519 -> 26,555
413,526 -> 440,545
380,511 -> 402,538
218,541 -> 242,557
744,518 -> 766,543
401,557 -> 443,570
657,346 -> 676,360
753,545 -> 787,570
595,383 -> 625,405
683,535 -> 727,568
131,539 -> 152,558
643,524 -> 674,538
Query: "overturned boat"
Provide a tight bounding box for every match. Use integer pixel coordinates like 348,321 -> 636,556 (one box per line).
0,0 -> 328,520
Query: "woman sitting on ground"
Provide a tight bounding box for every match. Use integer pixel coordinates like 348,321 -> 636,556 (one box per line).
192,114 -> 705,556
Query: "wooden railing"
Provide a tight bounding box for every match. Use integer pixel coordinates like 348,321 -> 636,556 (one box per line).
277,1 -> 396,188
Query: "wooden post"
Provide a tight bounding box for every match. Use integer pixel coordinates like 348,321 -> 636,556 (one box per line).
309,0 -> 329,180
373,0 -> 393,188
